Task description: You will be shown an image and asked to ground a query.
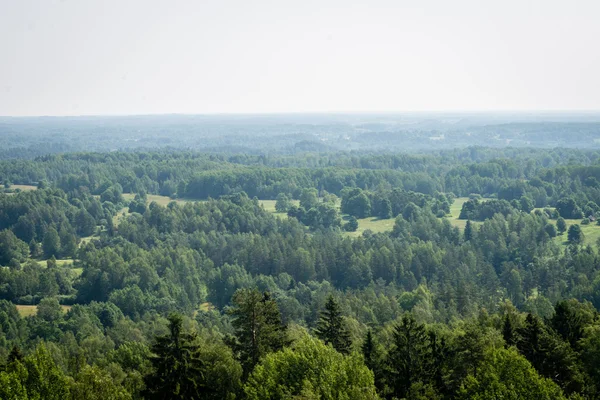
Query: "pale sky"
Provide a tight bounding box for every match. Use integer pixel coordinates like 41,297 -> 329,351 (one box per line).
1,0 -> 599,116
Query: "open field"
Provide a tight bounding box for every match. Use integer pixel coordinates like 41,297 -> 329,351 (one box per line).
539,209 -> 600,248
122,193 -> 194,206
16,304 -> 72,317
448,197 -> 468,229
344,216 -> 396,237
36,259 -> 73,268
11,184 -> 37,191
258,199 -> 299,218
446,197 -> 485,231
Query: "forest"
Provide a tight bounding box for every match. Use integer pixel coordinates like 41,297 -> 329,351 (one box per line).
1,131 -> 600,399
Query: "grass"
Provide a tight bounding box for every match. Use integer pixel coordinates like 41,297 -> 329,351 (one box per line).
258,199 -> 299,219
35,259 -> 73,268
11,184 -> 37,191
122,193 -> 193,207
344,216 -> 396,237
446,197 -> 485,231
79,235 -> 98,245
16,304 -> 72,317
538,209 -> 600,248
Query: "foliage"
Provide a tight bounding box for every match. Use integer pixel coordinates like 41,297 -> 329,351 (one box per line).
244,333 -> 378,400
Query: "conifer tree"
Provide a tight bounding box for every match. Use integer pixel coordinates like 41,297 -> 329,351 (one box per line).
464,220 -> 474,241
315,295 -> 352,354
361,330 -> 376,370
143,314 -> 208,400
226,289 -> 288,376
502,314 -> 517,348
386,314 -> 432,399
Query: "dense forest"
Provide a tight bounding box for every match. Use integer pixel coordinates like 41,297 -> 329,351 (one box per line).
1,120 -> 600,399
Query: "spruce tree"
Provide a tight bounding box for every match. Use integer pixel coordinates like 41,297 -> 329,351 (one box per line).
315,295 -> 352,354
143,314 -> 208,400
386,314 -> 432,399
502,314 -> 517,348
362,330 -> 376,370
464,220 -> 474,241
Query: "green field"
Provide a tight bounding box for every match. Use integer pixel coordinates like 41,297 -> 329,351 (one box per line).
446,197 -> 486,231
36,258 -> 73,268
344,216 -> 396,237
539,209 -> 600,248
258,199 -> 299,218
11,184 -> 37,191
16,304 -> 72,317
122,193 -> 194,206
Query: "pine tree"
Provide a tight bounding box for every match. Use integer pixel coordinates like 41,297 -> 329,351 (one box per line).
315,295 -> 352,354
143,314 -> 208,400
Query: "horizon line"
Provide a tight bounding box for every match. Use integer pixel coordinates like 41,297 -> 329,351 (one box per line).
2,109 -> 600,119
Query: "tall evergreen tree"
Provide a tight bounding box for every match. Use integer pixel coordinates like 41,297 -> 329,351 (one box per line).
464,220 -> 474,241
362,330 -> 376,371
502,314 -> 518,348
315,295 -> 352,354
226,289 -> 288,376
386,314 -> 432,399
517,313 -> 585,394
143,314 -> 208,400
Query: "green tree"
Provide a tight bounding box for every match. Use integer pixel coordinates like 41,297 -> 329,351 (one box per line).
299,188 -> 319,210
567,224 -> 584,245
549,299 -> 595,348
502,314 -> 518,348
457,347 -> 566,400
0,230 -> 29,265
143,314 -> 209,400
275,193 -> 291,213
517,314 -> 584,394
42,227 -> 61,259
464,220 -> 474,241
24,345 -> 71,400
71,365 -> 132,400
520,196 -> 535,213
244,333 -> 378,400
315,295 -> 352,354
343,190 -> 371,218
386,314 -> 432,399
379,198 -> 393,219
544,223 -> 557,238
343,216 -> 359,232
362,330 -> 377,372
226,289 -> 289,375
556,217 -> 567,234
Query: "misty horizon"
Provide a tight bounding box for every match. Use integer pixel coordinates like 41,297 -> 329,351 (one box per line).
2,0 -> 600,116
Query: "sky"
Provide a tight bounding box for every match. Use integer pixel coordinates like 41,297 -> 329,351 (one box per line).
1,0 -> 599,116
